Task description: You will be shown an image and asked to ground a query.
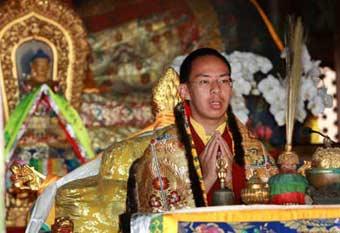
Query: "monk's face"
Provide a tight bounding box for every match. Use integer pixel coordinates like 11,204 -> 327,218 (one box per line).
180,55 -> 232,126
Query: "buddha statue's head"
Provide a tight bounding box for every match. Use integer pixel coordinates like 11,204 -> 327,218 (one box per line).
30,49 -> 51,84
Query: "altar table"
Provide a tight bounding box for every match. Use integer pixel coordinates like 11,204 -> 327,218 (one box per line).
131,205 -> 340,233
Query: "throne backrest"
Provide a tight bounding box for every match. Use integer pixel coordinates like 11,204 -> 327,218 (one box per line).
0,0 -> 90,121
152,67 -> 181,117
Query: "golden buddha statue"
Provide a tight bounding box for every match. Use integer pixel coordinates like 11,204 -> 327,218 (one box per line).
23,49 -> 60,94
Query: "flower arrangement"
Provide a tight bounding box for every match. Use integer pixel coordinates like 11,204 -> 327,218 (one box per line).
258,46 -> 332,126
171,48 -> 332,126
223,51 -> 273,124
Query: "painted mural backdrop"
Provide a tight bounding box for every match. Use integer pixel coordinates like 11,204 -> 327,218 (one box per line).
74,0 -> 329,155
75,0 -> 225,152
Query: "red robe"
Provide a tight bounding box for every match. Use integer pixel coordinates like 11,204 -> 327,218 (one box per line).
189,123 -> 246,205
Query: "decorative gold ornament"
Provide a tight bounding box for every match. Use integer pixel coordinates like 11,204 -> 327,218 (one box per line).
10,162 -> 45,191
297,160 -> 312,176
134,130 -> 196,212
128,67 -> 181,138
216,152 -> 228,189
277,145 -> 299,166
6,162 -> 44,227
152,67 -> 181,117
306,136 -> 340,189
0,0 -> 90,121
241,171 -> 270,204
52,216 -> 74,233
311,138 -> 340,169
6,188 -> 37,227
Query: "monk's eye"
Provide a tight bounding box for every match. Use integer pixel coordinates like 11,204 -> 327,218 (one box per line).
219,78 -> 233,87
198,79 -> 210,86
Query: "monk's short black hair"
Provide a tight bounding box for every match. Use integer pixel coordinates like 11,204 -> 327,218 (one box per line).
179,48 -> 231,84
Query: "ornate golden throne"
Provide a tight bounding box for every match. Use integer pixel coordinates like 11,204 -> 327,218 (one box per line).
0,0 -> 90,121
25,67 -> 181,233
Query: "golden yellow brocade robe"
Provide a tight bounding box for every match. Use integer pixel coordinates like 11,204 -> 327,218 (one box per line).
128,120 -> 278,213
56,121 -> 277,232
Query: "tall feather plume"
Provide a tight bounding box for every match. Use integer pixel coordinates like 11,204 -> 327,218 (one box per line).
278,17 -> 304,165
285,17 -> 304,151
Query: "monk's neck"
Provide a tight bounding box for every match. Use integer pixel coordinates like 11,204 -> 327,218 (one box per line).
191,117 -> 226,135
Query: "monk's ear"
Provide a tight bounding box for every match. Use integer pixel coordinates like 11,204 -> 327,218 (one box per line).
178,83 -> 190,100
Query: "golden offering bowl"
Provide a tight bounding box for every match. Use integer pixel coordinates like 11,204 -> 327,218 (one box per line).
241,171 -> 270,204
306,168 -> 340,189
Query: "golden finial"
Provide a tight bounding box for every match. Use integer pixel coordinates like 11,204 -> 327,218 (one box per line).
277,147 -> 299,166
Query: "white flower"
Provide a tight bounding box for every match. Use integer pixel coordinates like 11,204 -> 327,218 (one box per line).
296,100 -> 307,123
246,59 -> 259,74
231,71 -> 243,80
256,56 -> 273,73
258,75 -> 283,104
311,75 -> 321,85
308,96 -> 324,116
229,61 -> 242,73
300,78 -> 318,101
306,61 -> 321,77
231,94 -> 247,108
269,104 -> 286,126
232,78 -> 251,96
234,110 -> 249,124
231,95 -> 249,123
302,45 -> 322,77
243,71 -> 255,82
